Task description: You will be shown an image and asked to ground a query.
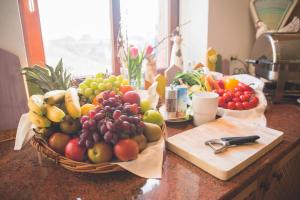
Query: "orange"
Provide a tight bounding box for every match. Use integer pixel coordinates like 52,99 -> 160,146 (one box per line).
93,93 -> 103,106
80,104 -> 96,116
120,85 -> 134,95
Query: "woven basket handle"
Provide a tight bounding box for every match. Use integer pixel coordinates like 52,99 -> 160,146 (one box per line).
30,135 -> 61,164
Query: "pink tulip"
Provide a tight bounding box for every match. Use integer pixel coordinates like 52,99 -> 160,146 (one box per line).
130,47 -> 138,59
145,45 -> 153,57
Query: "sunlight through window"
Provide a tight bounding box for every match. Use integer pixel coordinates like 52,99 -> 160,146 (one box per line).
38,0 -> 111,77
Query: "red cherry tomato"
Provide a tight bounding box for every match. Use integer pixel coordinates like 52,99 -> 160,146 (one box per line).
244,91 -> 253,96
249,96 -> 259,108
217,89 -> 225,96
234,91 -> 243,98
235,102 -> 244,110
227,101 -> 236,110
219,96 -> 226,107
223,93 -> 231,102
228,91 -> 235,98
239,95 -> 246,102
238,82 -> 253,92
237,82 -> 246,90
217,80 -> 225,89
240,94 -> 250,102
234,87 -> 240,93
237,85 -> 245,92
244,94 -> 251,101
232,97 -> 241,103
244,85 -> 254,92
242,102 -> 252,110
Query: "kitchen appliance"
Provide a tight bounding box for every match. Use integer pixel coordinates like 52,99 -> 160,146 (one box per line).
205,135 -> 260,154
247,33 -> 300,102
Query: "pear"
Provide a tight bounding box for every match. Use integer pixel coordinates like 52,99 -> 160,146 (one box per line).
143,122 -> 162,142
49,132 -> 71,154
131,134 -> 147,152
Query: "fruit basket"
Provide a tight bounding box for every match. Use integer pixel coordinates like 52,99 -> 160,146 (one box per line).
30,136 -> 123,173
21,62 -> 166,176
30,123 -> 166,173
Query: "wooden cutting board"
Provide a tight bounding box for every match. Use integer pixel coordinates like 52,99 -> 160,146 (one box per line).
166,118 -> 284,180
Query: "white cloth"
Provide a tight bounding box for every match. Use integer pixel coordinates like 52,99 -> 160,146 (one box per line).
14,113 -> 34,150
217,75 -> 267,127
217,90 -> 267,127
113,136 -> 165,179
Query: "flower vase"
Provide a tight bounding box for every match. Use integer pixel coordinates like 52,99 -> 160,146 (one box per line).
127,63 -> 143,90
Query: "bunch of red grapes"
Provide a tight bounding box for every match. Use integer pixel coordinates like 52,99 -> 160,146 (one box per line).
78,91 -> 144,149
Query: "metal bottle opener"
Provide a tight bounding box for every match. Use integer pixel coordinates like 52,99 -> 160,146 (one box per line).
205,135 -> 260,154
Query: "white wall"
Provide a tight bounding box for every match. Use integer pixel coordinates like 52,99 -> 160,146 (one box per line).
0,0 -> 28,67
180,0 -> 255,73
208,0 -> 255,73
180,0 -> 209,67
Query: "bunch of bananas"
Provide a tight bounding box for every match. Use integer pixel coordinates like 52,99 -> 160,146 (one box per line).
28,88 -> 81,128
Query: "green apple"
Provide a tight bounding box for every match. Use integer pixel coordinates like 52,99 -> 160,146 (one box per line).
143,110 -> 164,126
88,142 -> 113,163
140,99 -> 152,114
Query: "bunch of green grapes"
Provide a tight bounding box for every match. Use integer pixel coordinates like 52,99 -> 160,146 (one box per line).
78,73 -> 129,102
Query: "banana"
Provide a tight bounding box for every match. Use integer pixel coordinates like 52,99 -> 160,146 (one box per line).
65,88 -> 81,118
45,104 -> 65,122
29,111 -> 51,128
27,95 -> 45,116
44,90 -> 66,105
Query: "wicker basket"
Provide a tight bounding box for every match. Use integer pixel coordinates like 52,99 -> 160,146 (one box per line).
30,123 -> 166,173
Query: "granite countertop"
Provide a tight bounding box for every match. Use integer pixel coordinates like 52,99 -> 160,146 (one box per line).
0,103 -> 299,200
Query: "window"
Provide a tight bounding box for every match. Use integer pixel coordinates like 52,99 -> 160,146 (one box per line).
120,0 -> 159,48
20,0 -> 178,76
120,0 -> 168,69
38,0 -> 111,76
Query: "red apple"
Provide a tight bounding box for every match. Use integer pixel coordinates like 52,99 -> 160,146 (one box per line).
123,91 -> 140,105
65,138 -> 86,162
114,139 -> 139,161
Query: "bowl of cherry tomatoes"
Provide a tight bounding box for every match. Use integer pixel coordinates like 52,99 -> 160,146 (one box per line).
215,82 -> 259,110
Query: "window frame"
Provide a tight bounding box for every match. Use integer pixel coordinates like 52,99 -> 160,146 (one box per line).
19,0 -> 45,66
19,0 -> 179,74
110,0 -> 121,75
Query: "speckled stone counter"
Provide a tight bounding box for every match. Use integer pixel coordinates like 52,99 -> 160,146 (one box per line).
0,103 -> 299,200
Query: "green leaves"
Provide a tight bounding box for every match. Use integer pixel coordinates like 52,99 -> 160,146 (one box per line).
22,59 -> 72,94
172,69 -> 205,87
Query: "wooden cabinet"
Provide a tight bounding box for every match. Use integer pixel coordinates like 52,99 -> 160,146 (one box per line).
234,145 -> 300,200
